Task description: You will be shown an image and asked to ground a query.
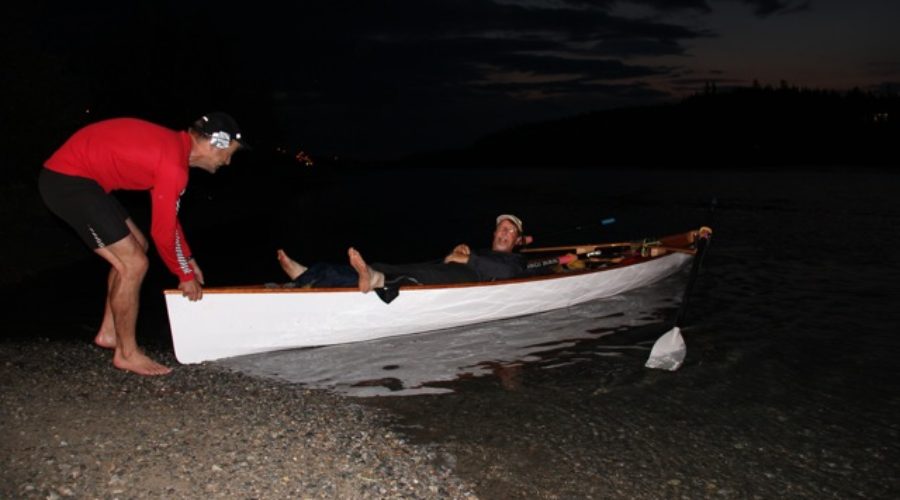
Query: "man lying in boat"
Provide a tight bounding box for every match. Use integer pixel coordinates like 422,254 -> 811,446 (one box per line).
275,214 -> 573,303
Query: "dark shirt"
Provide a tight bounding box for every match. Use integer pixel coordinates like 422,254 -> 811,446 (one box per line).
467,250 -> 529,281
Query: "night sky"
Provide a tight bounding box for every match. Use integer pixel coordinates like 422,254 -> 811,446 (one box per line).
3,0 -> 898,161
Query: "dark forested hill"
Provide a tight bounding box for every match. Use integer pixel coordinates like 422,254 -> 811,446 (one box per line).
407,86 -> 899,169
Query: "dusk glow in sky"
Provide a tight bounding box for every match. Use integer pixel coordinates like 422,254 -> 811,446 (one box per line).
6,0 -> 899,159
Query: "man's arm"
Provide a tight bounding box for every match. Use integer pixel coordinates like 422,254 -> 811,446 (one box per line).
149,164 -> 196,283
176,259 -> 205,301
188,257 -> 205,285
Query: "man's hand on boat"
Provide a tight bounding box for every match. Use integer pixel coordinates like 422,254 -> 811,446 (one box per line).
179,259 -> 206,301
179,279 -> 203,301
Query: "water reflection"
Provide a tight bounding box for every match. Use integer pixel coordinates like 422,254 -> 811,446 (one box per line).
217,271 -> 687,397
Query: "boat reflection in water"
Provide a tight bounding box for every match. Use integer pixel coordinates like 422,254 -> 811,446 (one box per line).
217,271 -> 687,397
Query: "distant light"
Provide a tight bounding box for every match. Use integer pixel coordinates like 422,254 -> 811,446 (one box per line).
85,108 -> 91,114
295,150 -> 314,166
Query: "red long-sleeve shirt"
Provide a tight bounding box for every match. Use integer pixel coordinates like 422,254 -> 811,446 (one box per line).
45,118 -> 196,282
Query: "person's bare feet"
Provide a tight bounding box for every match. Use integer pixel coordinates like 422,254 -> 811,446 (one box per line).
94,329 -> 116,349
113,348 -> 172,376
348,247 -> 384,293
277,249 -> 307,280
95,306 -> 117,348
348,247 -> 372,292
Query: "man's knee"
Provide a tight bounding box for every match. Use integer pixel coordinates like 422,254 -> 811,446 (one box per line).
122,252 -> 149,280
110,252 -> 148,283
100,238 -> 150,281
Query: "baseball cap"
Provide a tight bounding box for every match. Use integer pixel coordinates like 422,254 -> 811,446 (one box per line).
496,214 -> 524,234
193,112 -> 249,150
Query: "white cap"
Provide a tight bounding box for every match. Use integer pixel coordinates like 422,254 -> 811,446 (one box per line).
496,214 -> 523,234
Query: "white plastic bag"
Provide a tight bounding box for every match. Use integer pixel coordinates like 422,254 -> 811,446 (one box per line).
645,326 -> 686,371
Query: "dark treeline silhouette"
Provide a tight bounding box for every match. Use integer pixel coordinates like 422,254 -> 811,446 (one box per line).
406,84 -> 899,169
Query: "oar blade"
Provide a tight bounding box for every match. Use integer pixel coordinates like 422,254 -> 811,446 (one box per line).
645,326 -> 686,371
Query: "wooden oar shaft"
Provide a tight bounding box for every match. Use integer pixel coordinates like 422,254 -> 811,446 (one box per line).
658,246 -> 697,255
521,242 -> 634,254
523,228 -> 708,255
524,243 -> 695,257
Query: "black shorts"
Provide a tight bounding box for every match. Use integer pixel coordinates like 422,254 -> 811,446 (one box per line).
38,168 -> 131,249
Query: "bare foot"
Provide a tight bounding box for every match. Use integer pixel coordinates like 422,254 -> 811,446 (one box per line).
276,249 -> 307,280
95,305 -> 117,349
348,247 -> 372,292
348,247 -> 384,293
113,349 -> 172,376
94,329 -> 117,349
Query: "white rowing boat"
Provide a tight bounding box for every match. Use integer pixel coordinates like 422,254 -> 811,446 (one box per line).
164,229 -> 703,364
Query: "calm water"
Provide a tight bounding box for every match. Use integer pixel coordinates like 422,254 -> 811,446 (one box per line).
207,167 -> 900,396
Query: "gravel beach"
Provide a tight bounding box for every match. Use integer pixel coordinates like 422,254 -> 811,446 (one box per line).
4,327 -> 898,499
0,341 -> 475,499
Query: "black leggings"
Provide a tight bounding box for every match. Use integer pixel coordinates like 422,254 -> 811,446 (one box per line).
38,168 -> 131,249
373,261 -> 479,285
289,261 -> 478,288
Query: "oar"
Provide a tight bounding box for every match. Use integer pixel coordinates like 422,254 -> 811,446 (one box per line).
521,242 -> 632,255
645,227 -> 712,371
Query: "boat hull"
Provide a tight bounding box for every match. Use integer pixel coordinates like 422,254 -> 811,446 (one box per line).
165,249 -> 692,364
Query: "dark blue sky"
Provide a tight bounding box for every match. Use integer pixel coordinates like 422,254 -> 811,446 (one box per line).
5,0 -> 898,160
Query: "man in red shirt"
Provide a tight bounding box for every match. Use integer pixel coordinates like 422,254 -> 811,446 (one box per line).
39,113 -> 248,375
